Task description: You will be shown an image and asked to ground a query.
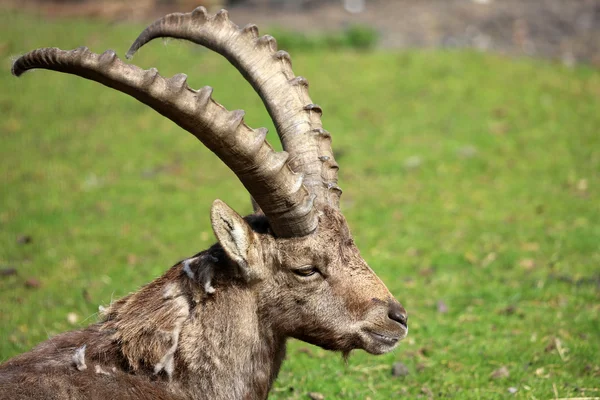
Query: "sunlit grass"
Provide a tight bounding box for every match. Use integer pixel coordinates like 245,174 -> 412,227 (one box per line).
1,10 -> 599,399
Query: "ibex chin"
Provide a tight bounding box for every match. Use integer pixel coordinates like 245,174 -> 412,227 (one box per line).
1,7 -> 408,400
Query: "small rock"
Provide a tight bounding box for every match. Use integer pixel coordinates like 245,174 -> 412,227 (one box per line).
456,145 -> 478,158
490,366 -> 510,379
0,267 -> 17,277
421,386 -> 434,399
481,252 -> 497,267
17,235 -> 32,245
404,155 -> 422,170
406,247 -> 420,257
344,0 -> 366,14
498,305 -> 517,315
127,254 -> 138,266
473,33 -> 492,50
519,258 -> 536,270
508,387 -> 518,394
82,173 -> 103,190
67,312 -> 79,325
392,362 -> 410,377
24,278 -> 41,289
308,392 -> 324,400
562,52 -> 576,68
437,300 -> 448,313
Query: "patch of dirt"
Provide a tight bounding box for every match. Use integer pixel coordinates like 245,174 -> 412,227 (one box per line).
4,0 -> 600,65
227,0 -> 600,66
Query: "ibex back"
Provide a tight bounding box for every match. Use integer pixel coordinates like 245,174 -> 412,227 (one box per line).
1,7 -> 408,400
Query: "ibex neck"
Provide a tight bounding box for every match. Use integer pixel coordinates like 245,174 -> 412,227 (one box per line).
179,286 -> 286,399
104,260 -> 287,400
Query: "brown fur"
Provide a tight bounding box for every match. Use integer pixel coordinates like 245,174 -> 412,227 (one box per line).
0,208 -> 406,399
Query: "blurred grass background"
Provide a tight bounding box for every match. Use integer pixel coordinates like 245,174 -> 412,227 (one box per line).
1,7 -> 599,400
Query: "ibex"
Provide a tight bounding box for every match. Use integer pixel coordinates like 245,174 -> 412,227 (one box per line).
1,7 -> 408,400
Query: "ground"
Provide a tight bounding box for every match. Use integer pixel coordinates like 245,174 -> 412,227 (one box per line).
1,6 -> 599,400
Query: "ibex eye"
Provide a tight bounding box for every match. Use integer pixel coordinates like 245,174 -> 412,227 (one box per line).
293,265 -> 319,277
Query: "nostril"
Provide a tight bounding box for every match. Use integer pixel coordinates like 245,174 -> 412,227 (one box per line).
388,303 -> 408,327
389,310 -> 407,327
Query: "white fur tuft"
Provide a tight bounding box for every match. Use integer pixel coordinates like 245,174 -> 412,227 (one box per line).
182,258 -> 196,279
153,323 -> 184,380
72,345 -> 87,371
94,364 -> 112,376
198,262 -> 215,294
163,283 -> 181,299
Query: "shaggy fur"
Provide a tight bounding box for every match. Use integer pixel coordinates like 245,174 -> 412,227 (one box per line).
0,207 -> 407,400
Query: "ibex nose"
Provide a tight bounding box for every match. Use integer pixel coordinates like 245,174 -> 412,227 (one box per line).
388,301 -> 408,328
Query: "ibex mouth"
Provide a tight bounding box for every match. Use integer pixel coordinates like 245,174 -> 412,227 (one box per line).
365,330 -> 401,346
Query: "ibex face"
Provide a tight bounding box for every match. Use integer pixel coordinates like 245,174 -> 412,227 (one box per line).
268,209 -> 407,355
214,203 -> 407,356
6,7 -> 409,398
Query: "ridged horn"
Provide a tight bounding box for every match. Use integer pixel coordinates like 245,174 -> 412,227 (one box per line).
126,7 -> 342,208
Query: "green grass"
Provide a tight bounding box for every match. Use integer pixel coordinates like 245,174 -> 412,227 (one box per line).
1,10 -> 599,400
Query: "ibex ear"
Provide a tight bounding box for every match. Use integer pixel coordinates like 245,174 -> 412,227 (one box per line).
210,199 -> 262,280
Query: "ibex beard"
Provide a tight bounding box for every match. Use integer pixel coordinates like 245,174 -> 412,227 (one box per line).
1,6 -> 407,400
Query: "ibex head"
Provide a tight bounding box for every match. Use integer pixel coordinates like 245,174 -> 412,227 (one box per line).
212,201 -> 407,356
6,7 -> 407,397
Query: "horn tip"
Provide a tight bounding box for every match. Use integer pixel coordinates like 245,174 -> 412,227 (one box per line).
125,45 -> 138,59
11,56 -> 23,77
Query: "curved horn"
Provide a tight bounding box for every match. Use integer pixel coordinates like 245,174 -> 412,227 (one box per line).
12,47 -> 317,237
126,7 -> 342,208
